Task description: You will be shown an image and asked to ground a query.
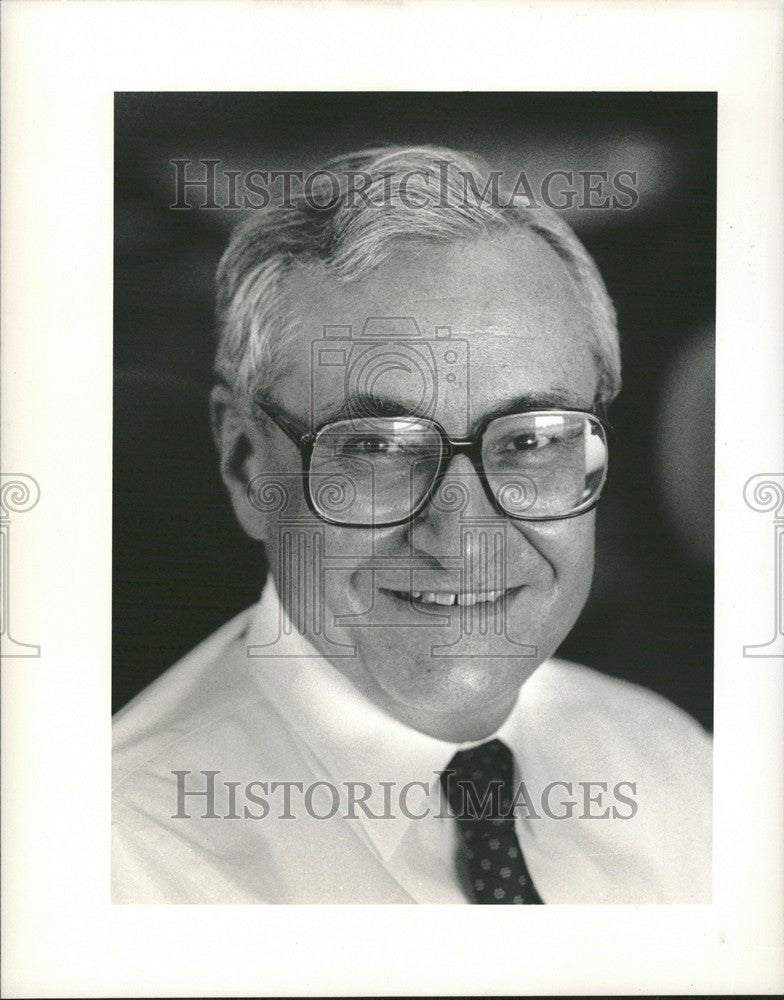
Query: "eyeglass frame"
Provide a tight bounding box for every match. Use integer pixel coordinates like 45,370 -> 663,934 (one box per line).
250,395 -> 611,528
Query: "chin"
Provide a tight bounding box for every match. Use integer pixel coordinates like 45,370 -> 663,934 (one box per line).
368,651 -> 539,734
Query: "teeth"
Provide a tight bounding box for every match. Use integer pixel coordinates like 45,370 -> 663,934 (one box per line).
404,589 -> 507,606
458,590 -> 502,606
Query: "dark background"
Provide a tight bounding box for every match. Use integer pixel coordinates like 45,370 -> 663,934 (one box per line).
114,92 -> 715,728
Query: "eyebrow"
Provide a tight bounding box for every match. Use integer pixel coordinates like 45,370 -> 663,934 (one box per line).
320,393 -> 417,424
472,389 -> 596,425
319,388 -> 595,429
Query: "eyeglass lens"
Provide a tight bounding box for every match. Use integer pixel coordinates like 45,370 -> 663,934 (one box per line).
308,412 -> 607,524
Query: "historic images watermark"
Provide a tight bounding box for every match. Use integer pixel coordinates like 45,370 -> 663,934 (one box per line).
0,474 -> 41,658
170,158 -> 640,212
743,473 -> 784,657
171,770 -> 639,822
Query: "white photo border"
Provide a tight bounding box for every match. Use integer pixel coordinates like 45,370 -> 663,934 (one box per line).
2,1 -> 782,996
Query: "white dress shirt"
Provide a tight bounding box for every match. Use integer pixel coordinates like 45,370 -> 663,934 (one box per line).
113,580 -> 712,903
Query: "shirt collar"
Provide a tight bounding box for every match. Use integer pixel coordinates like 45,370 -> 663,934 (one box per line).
244,578 -> 524,860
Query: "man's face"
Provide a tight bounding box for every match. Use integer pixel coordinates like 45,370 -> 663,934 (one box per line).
228,229 -> 600,741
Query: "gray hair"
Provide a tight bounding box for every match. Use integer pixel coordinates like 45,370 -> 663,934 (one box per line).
215,145 -> 621,408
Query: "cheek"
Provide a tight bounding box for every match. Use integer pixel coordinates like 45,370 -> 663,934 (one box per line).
515,514 -> 596,593
510,515 -> 596,657
266,510 -> 380,611
247,434 -> 312,545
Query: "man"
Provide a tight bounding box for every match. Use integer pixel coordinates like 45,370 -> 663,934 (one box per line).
113,146 -> 711,903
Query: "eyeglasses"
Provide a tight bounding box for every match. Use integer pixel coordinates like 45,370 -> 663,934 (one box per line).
252,398 -> 609,528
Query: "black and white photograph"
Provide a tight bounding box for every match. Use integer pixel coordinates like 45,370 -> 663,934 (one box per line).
2,2 -> 782,996
112,92 -> 715,905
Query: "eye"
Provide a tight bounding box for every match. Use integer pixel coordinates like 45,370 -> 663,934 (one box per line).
504,432 -> 556,452
340,434 -> 402,456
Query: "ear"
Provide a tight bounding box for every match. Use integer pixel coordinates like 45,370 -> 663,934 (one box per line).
209,385 -> 269,541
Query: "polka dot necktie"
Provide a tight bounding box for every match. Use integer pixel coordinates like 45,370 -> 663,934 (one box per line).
441,738 -> 543,904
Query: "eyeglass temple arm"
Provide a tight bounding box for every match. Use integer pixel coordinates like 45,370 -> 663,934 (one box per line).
252,397 -> 311,447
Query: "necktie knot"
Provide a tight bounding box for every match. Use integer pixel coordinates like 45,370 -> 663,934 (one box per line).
441,738 -> 516,823
440,738 -> 543,904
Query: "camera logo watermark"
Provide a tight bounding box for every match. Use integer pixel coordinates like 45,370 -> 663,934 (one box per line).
311,318 -> 470,433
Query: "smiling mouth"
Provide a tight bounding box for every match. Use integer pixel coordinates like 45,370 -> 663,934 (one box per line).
386,587 -> 523,607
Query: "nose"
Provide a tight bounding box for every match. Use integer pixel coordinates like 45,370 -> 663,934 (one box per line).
410,453 -> 504,572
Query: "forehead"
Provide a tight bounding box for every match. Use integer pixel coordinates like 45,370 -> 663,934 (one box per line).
275,229 -> 599,425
